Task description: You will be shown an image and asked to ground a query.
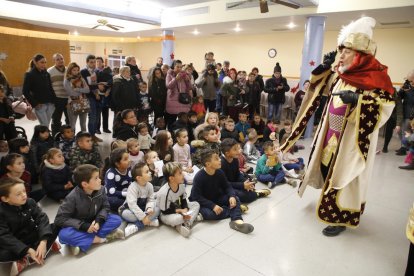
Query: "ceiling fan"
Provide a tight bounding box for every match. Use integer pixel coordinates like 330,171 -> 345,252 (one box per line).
91,19 -> 124,31
228,0 -> 300,13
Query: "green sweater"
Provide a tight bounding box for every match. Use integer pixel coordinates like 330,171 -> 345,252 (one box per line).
255,154 -> 282,176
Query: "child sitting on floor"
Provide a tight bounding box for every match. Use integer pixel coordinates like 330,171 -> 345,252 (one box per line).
221,118 -> 240,142
126,138 -> 144,169
157,162 -> 200,237
29,125 -> 54,183
54,164 -> 124,256
137,122 -> 155,153
120,162 -> 160,237
255,141 -> 296,188
144,150 -> 165,192
41,148 -> 73,202
173,128 -> 195,184
243,128 -> 261,163
69,132 -> 102,172
0,177 -> 59,275
191,125 -> 221,168
235,112 -> 251,142
189,150 -> 254,234
104,148 -> 132,212
54,125 -> 75,164
221,138 -> 270,204
191,95 -> 207,121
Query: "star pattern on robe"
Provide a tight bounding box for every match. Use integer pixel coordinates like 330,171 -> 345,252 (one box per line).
309,60 -> 315,66
291,83 -> 299,93
170,52 -> 175,59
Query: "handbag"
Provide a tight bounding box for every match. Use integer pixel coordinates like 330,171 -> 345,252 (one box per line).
179,92 -> 191,105
11,97 -> 37,120
70,95 -> 91,114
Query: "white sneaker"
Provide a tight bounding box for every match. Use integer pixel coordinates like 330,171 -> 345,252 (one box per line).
175,224 -> 191,237
268,181 -> 273,188
124,224 -> 139,237
149,219 -> 159,227
70,246 -> 80,256
196,213 -> 203,222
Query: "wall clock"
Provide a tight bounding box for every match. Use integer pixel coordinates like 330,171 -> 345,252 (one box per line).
268,48 -> 277,58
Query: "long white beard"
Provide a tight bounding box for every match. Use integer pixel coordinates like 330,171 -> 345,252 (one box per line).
338,64 -> 349,74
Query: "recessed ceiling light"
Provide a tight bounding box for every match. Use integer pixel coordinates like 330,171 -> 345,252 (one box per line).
234,25 -> 242,32
137,35 -> 141,39
72,30 -> 79,36
287,22 -> 296,29
192,29 -> 200,35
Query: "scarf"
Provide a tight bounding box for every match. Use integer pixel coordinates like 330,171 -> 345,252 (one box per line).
44,159 -> 66,170
337,53 -> 394,94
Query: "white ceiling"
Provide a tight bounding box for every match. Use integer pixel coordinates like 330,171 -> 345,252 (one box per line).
0,0 -> 413,39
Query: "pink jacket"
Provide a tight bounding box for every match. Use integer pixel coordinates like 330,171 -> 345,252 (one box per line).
165,69 -> 192,114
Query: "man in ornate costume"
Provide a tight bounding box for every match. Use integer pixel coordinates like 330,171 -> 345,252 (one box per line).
281,17 -> 395,236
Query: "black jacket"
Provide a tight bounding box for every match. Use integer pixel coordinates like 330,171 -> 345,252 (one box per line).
111,76 -> 139,112
0,199 -> 52,258
41,164 -> 72,195
22,68 -> 56,107
221,128 -> 240,142
54,186 -> 109,232
126,64 -> 142,83
114,123 -> 139,141
264,75 -> 290,104
149,78 -> 167,113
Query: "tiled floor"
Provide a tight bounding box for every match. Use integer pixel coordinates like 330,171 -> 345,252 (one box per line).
5,115 -> 413,276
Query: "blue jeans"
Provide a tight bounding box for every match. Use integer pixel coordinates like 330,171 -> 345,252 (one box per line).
267,103 -> 283,121
88,97 -> 102,136
283,158 -> 304,171
199,195 -> 243,221
34,103 -> 55,127
58,214 -> 122,252
257,170 -> 285,185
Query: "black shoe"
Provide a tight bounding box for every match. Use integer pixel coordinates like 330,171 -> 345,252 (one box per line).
399,163 -> 414,170
322,225 -> 346,237
382,148 -> 388,153
103,129 -> 112,133
95,130 -> 102,134
396,148 -> 407,156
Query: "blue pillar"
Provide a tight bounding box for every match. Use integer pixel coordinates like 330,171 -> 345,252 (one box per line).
300,16 -> 326,138
162,30 -> 175,67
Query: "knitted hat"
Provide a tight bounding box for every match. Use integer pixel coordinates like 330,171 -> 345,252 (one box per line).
273,62 -> 281,73
337,17 -> 377,56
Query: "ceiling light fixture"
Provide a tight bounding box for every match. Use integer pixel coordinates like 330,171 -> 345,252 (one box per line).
72,30 -> 79,36
287,22 -> 296,29
192,29 -> 200,35
234,24 -> 242,32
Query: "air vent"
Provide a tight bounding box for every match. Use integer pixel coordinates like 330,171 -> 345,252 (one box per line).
174,6 -> 209,17
212,32 -> 228,35
272,28 -> 289,32
380,21 -> 410,26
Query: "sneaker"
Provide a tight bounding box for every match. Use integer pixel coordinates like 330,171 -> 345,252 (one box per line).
124,224 -> 139,237
256,189 -> 271,198
95,129 -> 102,134
322,225 -> 346,237
70,246 -> 80,256
240,204 -> 249,213
268,182 -> 276,189
103,129 -> 112,133
229,221 -> 254,234
286,178 -> 298,188
149,219 -> 160,227
175,224 -> 191,237
396,148 -> 407,156
10,257 -> 29,276
106,228 -> 125,241
196,213 -> 204,222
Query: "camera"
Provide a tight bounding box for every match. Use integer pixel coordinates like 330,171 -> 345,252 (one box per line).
402,79 -> 412,90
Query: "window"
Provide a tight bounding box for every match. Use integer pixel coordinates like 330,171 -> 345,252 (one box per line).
107,55 -> 126,68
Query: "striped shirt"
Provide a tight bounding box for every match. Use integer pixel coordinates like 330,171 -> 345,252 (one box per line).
47,66 -> 67,98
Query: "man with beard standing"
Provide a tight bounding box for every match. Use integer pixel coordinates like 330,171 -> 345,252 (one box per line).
281,17 -> 395,236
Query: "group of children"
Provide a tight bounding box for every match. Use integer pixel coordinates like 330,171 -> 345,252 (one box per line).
0,109 -> 307,275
